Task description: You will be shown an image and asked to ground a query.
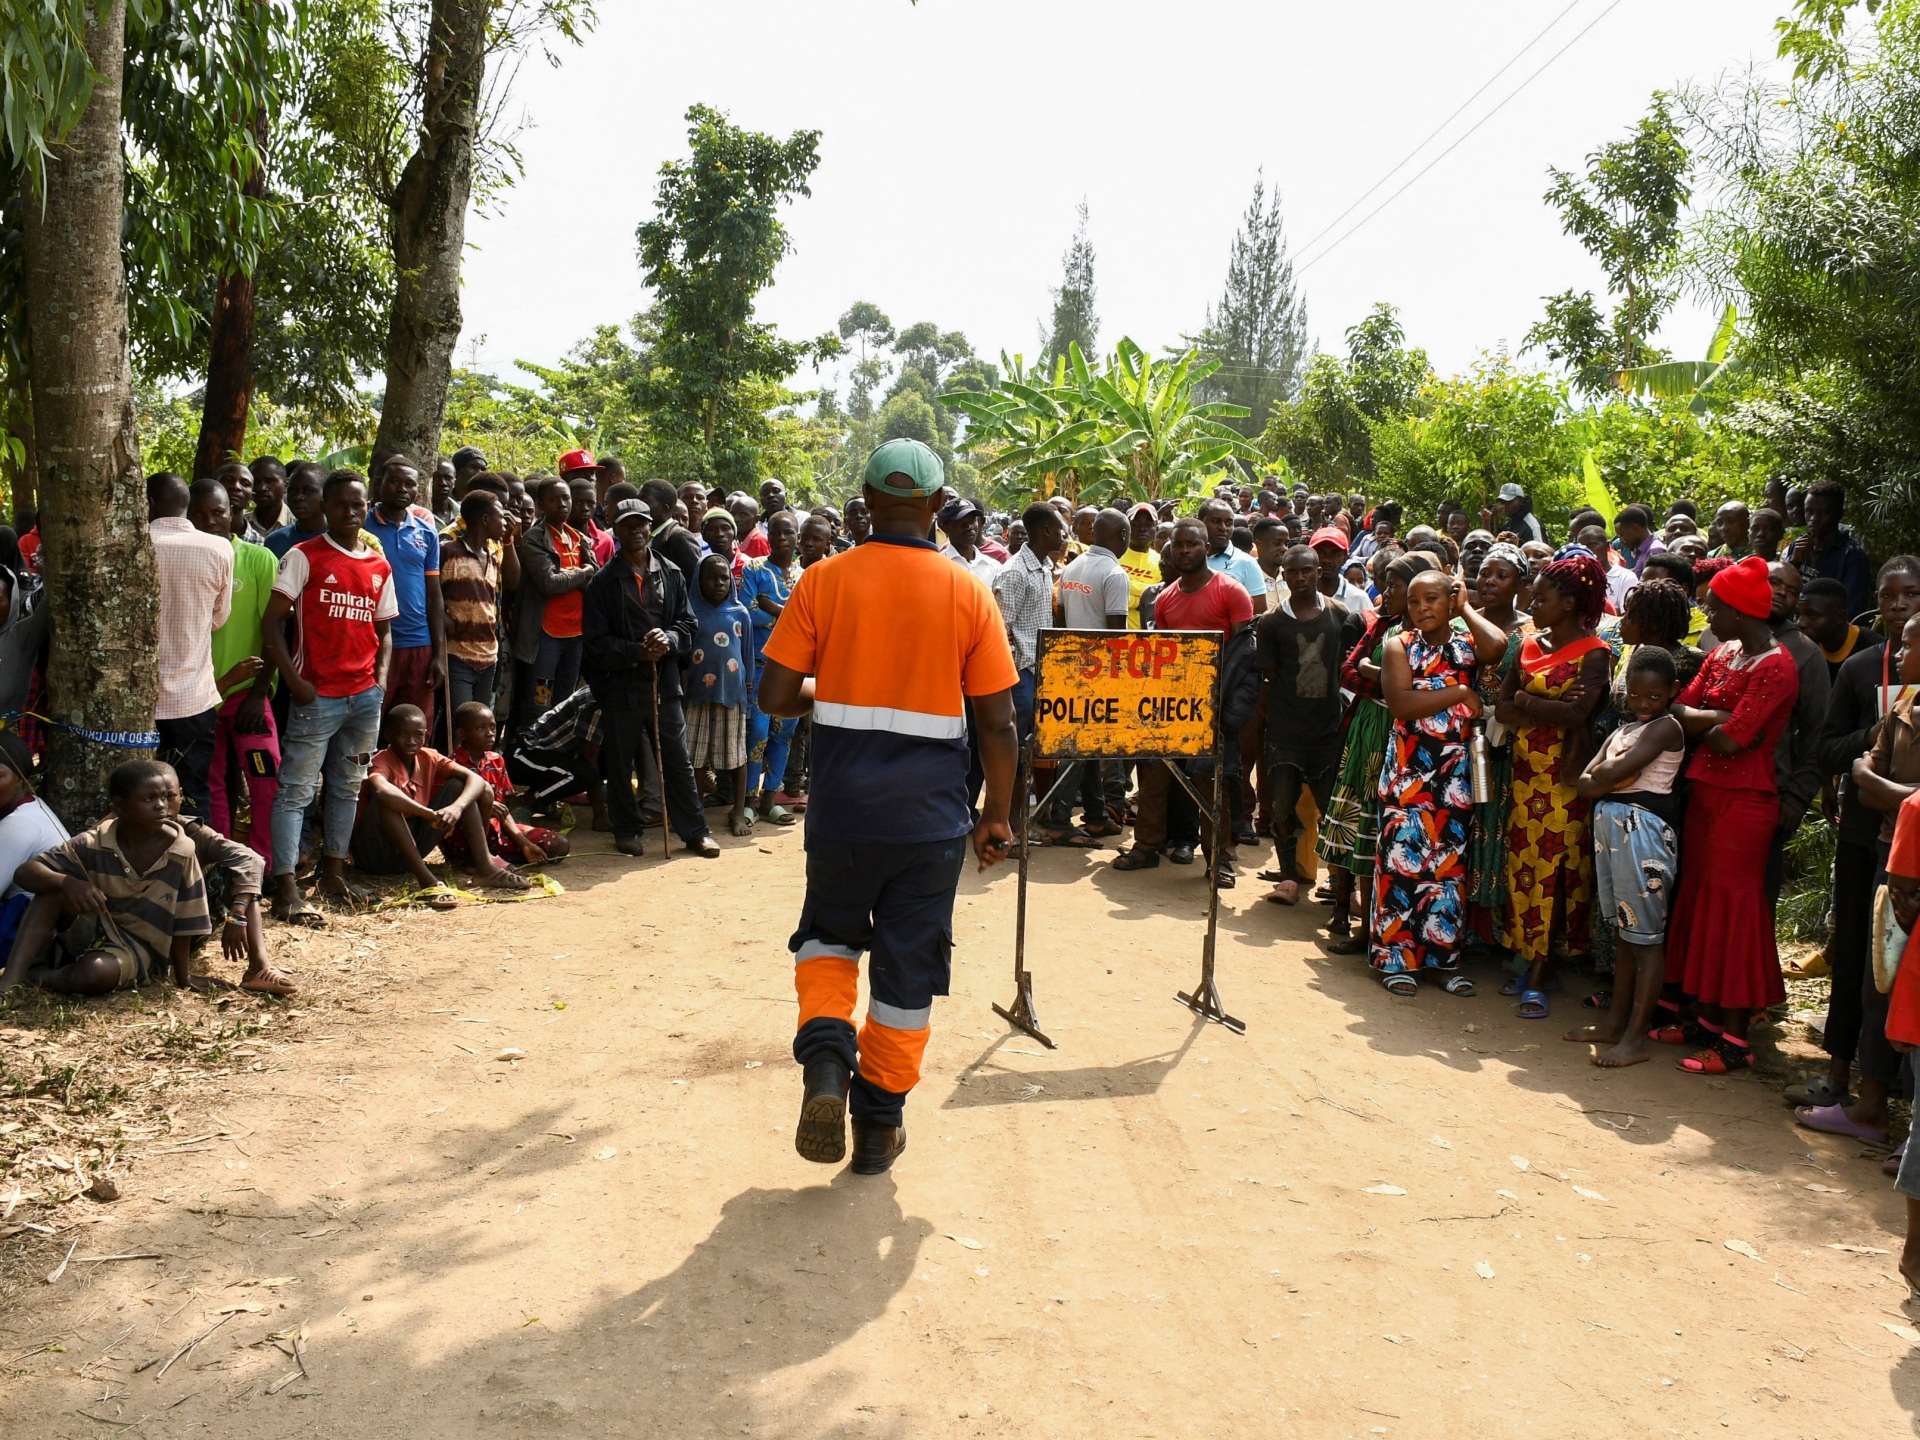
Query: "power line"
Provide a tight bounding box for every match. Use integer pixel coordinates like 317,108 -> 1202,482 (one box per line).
1296,0 -> 1629,276
1288,0 -> 1587,264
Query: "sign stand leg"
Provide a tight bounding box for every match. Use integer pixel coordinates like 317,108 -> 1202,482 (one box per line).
1174,743 -> 1245,1035
994,746 -> 1055,1048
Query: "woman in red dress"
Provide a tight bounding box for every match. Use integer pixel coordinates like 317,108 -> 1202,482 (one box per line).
1660,556 -> 1801,1074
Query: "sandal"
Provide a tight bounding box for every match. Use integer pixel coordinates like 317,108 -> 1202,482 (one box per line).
1081,821 -> 1123,839
1793,1103 -> 1888,1143
1516,989 -> 1550,1020
1383,974 -> 1418,996
1885,1141 -> 1908,1179
1582,989 -> 1613,1010
1111,848 -> 1160,871
1783,1075 -> 1847,1108
765,805 -> 799,827
269,897 -> 326,929
1263,880 -> 1300,906
418,885 -> 461,911
1443,973 -> 1476,997
241,966 -> 299,995
1326,935 -> 1367,955
1499,973 -> 1528,997
1679,1036 -> 1752,1074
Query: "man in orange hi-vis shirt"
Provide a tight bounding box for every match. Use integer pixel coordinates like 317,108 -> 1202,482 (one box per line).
758,439 -> 1020,1175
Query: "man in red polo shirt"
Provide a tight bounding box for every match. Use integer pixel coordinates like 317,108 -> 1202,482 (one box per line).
757,439 -> 1018,1175
260,471 -> 397,925
1114,516 -> 1253,886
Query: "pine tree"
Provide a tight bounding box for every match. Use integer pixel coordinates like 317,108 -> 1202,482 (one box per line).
1188,173 -> 1310,436
1041,200 -> 1099,370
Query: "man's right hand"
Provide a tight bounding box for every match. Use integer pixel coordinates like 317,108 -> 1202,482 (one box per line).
233,690 -> 271,736
63,875 -> 109,915
431,805 -> 464,833
973,818 -> 1015,871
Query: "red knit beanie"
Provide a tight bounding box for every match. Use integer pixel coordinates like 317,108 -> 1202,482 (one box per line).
1709,553 -> 1773,619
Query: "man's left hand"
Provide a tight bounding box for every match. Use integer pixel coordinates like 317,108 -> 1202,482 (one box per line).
641,629 -> 673,660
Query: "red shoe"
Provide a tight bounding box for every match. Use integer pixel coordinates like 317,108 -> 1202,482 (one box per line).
1678,1035 -> 1752,1075
770,790 -> 808,813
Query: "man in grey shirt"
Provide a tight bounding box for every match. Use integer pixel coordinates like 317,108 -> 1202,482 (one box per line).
1037,509 -> 1132,845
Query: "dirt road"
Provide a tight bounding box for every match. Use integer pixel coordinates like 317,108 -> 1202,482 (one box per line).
1,830 -> 1917,1437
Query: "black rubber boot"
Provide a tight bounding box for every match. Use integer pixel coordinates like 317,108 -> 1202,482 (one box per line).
849,1115 -> 906,1175
794,1057 -> 850,1163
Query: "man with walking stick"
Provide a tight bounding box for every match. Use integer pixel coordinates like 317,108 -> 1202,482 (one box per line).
582,498 -> 719,859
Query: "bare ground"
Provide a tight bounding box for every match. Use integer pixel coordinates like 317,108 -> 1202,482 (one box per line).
1,827 -> 1917,1438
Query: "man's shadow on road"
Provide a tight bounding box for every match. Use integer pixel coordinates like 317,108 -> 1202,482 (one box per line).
470,1175 -> 933,1438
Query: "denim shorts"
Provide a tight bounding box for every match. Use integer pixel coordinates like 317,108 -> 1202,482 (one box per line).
1592,798 -> 1677,945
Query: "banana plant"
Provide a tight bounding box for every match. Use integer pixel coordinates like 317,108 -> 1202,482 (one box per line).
1614,303 -> 1742,412
939,339 -> 1258,507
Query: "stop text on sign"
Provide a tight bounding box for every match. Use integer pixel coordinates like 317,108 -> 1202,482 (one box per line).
1032,627 -> 1222,760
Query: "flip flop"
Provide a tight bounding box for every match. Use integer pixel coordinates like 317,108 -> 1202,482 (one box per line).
1383,974 -> 1418,996
1793,1103 -> 1888,1144
1516,989 -> 1550,1020
1886,1141 -> 1908,1179
1499,974 -> 1528,996
1783,1075 -> 1847,1108
1263,881 -> 1300,906
418,886 -> 461,911
1582,989 -> 1613,1010
269,898 -> 326,929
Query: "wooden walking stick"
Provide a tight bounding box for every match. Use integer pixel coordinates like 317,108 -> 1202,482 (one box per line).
651,671 -> 670,860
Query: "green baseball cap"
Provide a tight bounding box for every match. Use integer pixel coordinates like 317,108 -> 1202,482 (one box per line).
861,438 -> 944,497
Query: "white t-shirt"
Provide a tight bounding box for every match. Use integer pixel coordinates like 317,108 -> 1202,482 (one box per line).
1058,546 -> 1133,628
0,797 -> 71,898
941,544 -> 1003,587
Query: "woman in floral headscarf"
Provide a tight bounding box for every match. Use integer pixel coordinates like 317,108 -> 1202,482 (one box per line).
1494,548 -> 1614,1018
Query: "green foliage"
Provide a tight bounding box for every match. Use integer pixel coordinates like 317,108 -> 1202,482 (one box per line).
1186,171 -> 1310,436
837,300 -> 894,420
1524,94 -> 1691,396
1375,353 -> 1582,528
1689,0 -> 1920,558
512,318 -> 651,460
633,103 -> 839,488
942,340 -> 1258,510
1040,200 -> 1097,371
1258,303 -> 1430,490
1582,391 -> 1772,521
136,382 -> 351,475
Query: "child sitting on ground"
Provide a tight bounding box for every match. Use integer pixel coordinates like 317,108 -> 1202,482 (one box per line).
1565,647 -> 1686,1068
156,763 -> 297,994
686,553 -> 756,838
0,759 -> 212,995
448,701 -> 567,867
350,704 -> 530,900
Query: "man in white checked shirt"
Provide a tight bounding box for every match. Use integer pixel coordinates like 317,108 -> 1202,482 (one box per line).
148,473 -> 234,820
991,502 -> 1067,744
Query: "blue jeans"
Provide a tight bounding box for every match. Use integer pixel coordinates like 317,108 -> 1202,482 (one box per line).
271,686 -> 383,876
1011,667 -> 1036,743
747,703 -> 797,795
447,655 -> 498,716
531,634 -> 582,713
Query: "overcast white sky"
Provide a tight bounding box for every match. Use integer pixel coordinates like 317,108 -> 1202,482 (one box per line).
460,0 -> 1789,397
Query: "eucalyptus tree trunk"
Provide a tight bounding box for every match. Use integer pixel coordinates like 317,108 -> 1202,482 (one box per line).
373,0 -> 488,466
21,0 -> 160,828
192,121 -> 267,481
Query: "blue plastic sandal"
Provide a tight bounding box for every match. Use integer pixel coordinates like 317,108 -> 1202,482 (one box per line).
1516,988 -> 1550,1020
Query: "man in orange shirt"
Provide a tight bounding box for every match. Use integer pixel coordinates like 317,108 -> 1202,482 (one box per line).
758,439 -> 1019,1175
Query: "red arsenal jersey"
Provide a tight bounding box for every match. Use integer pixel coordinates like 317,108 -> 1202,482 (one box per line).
272,535 -> 400,697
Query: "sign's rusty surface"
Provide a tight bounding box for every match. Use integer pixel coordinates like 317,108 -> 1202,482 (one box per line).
1032,628 -> 1222,760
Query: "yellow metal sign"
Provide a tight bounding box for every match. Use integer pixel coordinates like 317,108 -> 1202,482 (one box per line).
1032,628 -> 1223,759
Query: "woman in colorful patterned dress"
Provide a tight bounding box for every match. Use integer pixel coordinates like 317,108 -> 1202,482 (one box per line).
1465,544 -> 1531,957
1317,550 -> 1425,953
1371,569 -> 1513,995
1496,550 -> 1614,1019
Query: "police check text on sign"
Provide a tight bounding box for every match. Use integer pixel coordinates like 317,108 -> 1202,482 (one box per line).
1032,628 -> 1223,760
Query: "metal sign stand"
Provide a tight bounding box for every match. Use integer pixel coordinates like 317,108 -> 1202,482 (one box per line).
995,628 -> 1245,1044
1169,727 -> 1245,1034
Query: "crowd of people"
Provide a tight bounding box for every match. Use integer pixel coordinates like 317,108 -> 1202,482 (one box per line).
0,437 -> 1918,1207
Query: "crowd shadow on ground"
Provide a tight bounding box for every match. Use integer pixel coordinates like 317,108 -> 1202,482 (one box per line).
1013,841 -> 1916,1242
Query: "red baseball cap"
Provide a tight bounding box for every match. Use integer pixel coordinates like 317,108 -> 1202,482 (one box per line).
557,448 -> 598,476
1309,526 -> 1349,552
